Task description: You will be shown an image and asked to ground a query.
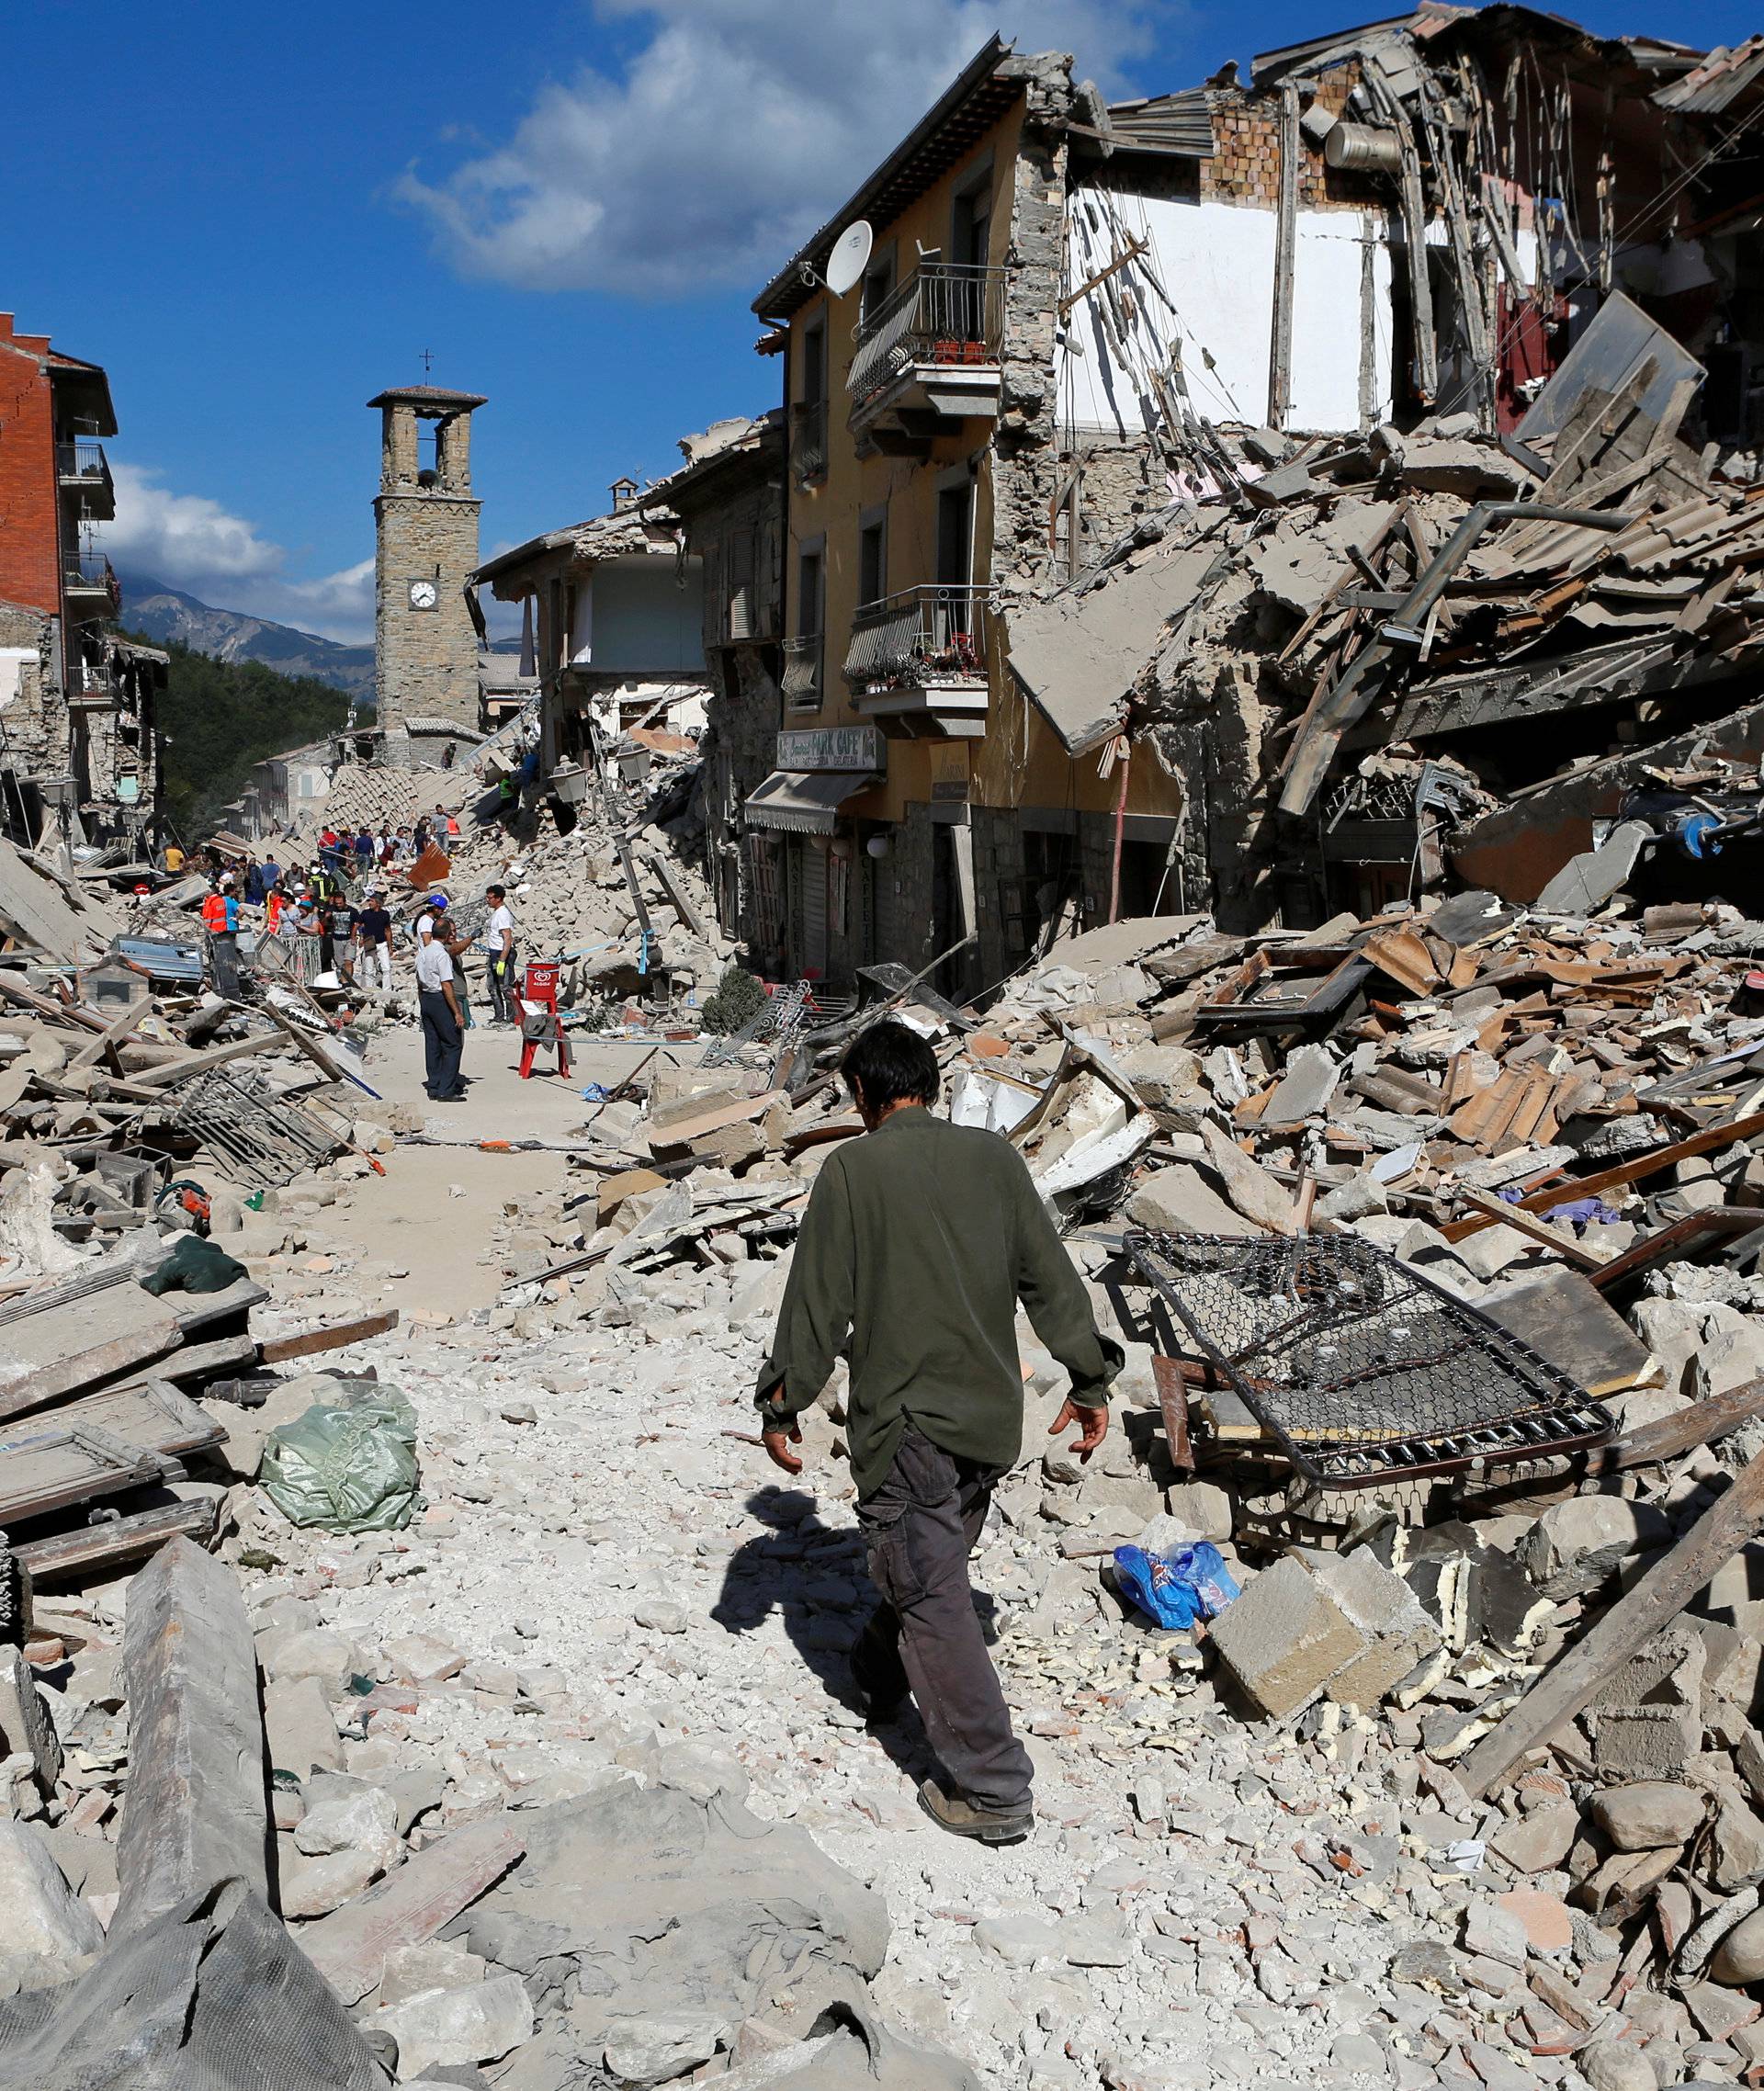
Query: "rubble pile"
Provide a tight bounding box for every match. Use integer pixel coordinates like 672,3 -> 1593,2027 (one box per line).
14,878 -> 1764,2085
441,882 -> 1764,2085
1014,290 -> 1764,924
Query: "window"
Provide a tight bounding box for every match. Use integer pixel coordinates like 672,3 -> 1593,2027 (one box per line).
797,546 -> 823,639
793,320 -> 829,484
860,247 -> 897,325
952,165 -> 993,268
936,479 -> 974,590
801,320 -> 827,407
857,506 -> 888,612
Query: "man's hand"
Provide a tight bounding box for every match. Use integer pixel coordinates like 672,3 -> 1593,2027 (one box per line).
762,1422 -> 804,1475
1048,1397 -> 1108,1463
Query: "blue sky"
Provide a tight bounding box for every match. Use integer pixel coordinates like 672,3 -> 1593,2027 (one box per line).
4,0 -> 1737,642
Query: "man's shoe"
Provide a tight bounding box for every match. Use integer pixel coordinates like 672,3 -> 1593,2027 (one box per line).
917,1779 -> 1032,1844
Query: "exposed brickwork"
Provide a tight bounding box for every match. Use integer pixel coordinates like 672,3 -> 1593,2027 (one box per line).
1203,66 -> 1381,213
0,324 -> 62,622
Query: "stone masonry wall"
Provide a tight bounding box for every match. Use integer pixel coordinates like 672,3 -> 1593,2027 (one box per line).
375,493 -> 482,733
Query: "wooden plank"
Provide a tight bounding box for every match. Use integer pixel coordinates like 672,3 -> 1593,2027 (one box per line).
1589,1208 -> 1764,1294
0,1288 -> 184,1421
1442,1109 -> 1764,1242
1589,1374 -> 1764,1475
0,1423 -> 162,1524
1460,1452 -> 1764,1797
15,1498 -> 216,1582
1455,1188 -> 1608,1272
299,1815 -> 529,2004
67,1001 -> 149,1071
1481,1269 -> 1656,1398
127,1030 -> 283,1089
642,850 -> 705,943
153,1331 -> 260,1383
1151,1353 -> 1194,1475
112,1538 -> 268,1938
256,1306 -> 400,1366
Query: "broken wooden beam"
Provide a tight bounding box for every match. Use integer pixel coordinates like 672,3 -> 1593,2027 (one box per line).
1589,1374 -> 1764,1475
112,1536 -> 268,1937
1458,1450 -> 1764,1797
13,1498 -> 218,1583
256,1306 -> 400,1366
1442,1109 -> 1764,1242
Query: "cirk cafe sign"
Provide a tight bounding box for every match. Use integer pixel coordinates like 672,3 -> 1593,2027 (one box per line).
775,724 -> 885,773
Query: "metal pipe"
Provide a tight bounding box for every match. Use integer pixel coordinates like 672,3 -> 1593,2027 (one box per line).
1379,502 -> 1634,648
1108,740 -> 1132,926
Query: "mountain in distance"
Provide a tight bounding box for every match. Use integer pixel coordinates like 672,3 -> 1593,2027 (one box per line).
115,571 -> 377,704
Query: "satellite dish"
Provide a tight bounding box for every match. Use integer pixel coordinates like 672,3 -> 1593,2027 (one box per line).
825,220 -> 875,298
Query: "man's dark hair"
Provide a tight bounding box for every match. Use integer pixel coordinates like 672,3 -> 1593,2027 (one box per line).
842,1020 -> 939,1112
486,884 -> 506,900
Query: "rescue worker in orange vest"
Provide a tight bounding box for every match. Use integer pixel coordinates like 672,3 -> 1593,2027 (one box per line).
201,878 -> 242,998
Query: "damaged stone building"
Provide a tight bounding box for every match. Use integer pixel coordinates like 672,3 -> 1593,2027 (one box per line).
0,311 -> 164,853
469,483 -> 711,799
1006,7 -> 1764,930
743,37 -> 1204,998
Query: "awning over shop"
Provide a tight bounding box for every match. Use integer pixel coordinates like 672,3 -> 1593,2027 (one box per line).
744,769 -> 877,835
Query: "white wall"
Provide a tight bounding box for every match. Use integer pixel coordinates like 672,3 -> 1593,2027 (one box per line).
571,554 -> 706,675
1060,192 -> 1394,438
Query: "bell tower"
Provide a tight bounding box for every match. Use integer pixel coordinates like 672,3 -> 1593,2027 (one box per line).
368,381 -> 486,738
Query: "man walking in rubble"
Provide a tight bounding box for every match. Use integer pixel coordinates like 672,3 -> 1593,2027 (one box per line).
755,1020 -> 1121,1845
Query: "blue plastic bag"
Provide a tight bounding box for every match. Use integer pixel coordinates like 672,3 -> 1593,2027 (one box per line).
1112,1541 -> 1240,1631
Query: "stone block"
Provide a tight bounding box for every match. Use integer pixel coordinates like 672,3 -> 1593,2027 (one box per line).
1589,1781 -> 1704,1853
0,1646 -> 62,1793
1297,1547 -> 1442,1710
0,1821 -> 104,1960
264,1673 -> 345,1780
1125,1165 -> 1257,1238
1520,1496 -> 1671,1600
1206,1555 -> 1363,1720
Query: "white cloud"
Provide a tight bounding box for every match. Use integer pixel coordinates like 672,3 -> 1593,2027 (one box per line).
107,464 -> 375,645
399,0 -> 1159,298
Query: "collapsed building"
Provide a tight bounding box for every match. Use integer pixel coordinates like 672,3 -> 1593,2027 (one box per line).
1006,8 -> 1764,933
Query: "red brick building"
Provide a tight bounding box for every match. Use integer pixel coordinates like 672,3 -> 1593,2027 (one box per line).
0,313 -> 160,849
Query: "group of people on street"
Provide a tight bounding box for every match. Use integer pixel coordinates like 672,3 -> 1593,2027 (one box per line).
182,839 -> 520,1107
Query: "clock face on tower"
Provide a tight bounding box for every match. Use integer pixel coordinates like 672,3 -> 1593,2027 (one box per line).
407,579 -> 439,611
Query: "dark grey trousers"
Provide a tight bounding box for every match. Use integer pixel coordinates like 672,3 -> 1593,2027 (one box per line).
854,1424 -> 1033,1814
419,989 -> 464,1098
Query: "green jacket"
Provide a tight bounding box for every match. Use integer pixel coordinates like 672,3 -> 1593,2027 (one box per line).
757,1105 -> 1123,1498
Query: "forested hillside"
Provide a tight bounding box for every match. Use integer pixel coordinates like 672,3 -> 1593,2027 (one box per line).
146,639 -> 349,840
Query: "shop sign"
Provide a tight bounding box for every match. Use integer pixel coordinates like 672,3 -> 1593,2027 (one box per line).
775,723 -> 885,773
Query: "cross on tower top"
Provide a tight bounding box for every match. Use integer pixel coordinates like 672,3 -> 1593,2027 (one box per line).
420,348 -> 435,379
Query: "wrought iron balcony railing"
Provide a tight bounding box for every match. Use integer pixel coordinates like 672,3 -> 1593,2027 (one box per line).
843,585 -> 989,687
58,439 -> 110,482
64,556 -> 120,612
780,633 -> 824,709
847,264 -> 1007,403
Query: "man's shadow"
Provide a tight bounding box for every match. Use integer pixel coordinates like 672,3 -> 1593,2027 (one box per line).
712,1486 -> 1007,1790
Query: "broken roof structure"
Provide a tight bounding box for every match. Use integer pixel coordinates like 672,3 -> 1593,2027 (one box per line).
1003,4 -> 1764,928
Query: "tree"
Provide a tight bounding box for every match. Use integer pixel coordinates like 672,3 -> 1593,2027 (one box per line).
139,637 -> 350,840
699,964 -> 767,1035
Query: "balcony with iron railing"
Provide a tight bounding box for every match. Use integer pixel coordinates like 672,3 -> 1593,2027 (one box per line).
63,555 -> 121,621
790,399 -> 828,487
846,265 -> 1007,440
843,585 -> 991,736
65,661 -> 118,711
58,439 -> 115,520
780,633 -> 824,710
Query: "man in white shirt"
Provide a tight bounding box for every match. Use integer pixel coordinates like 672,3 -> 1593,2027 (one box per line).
480,884 -> 518,1026
414,914 -> 466,1101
